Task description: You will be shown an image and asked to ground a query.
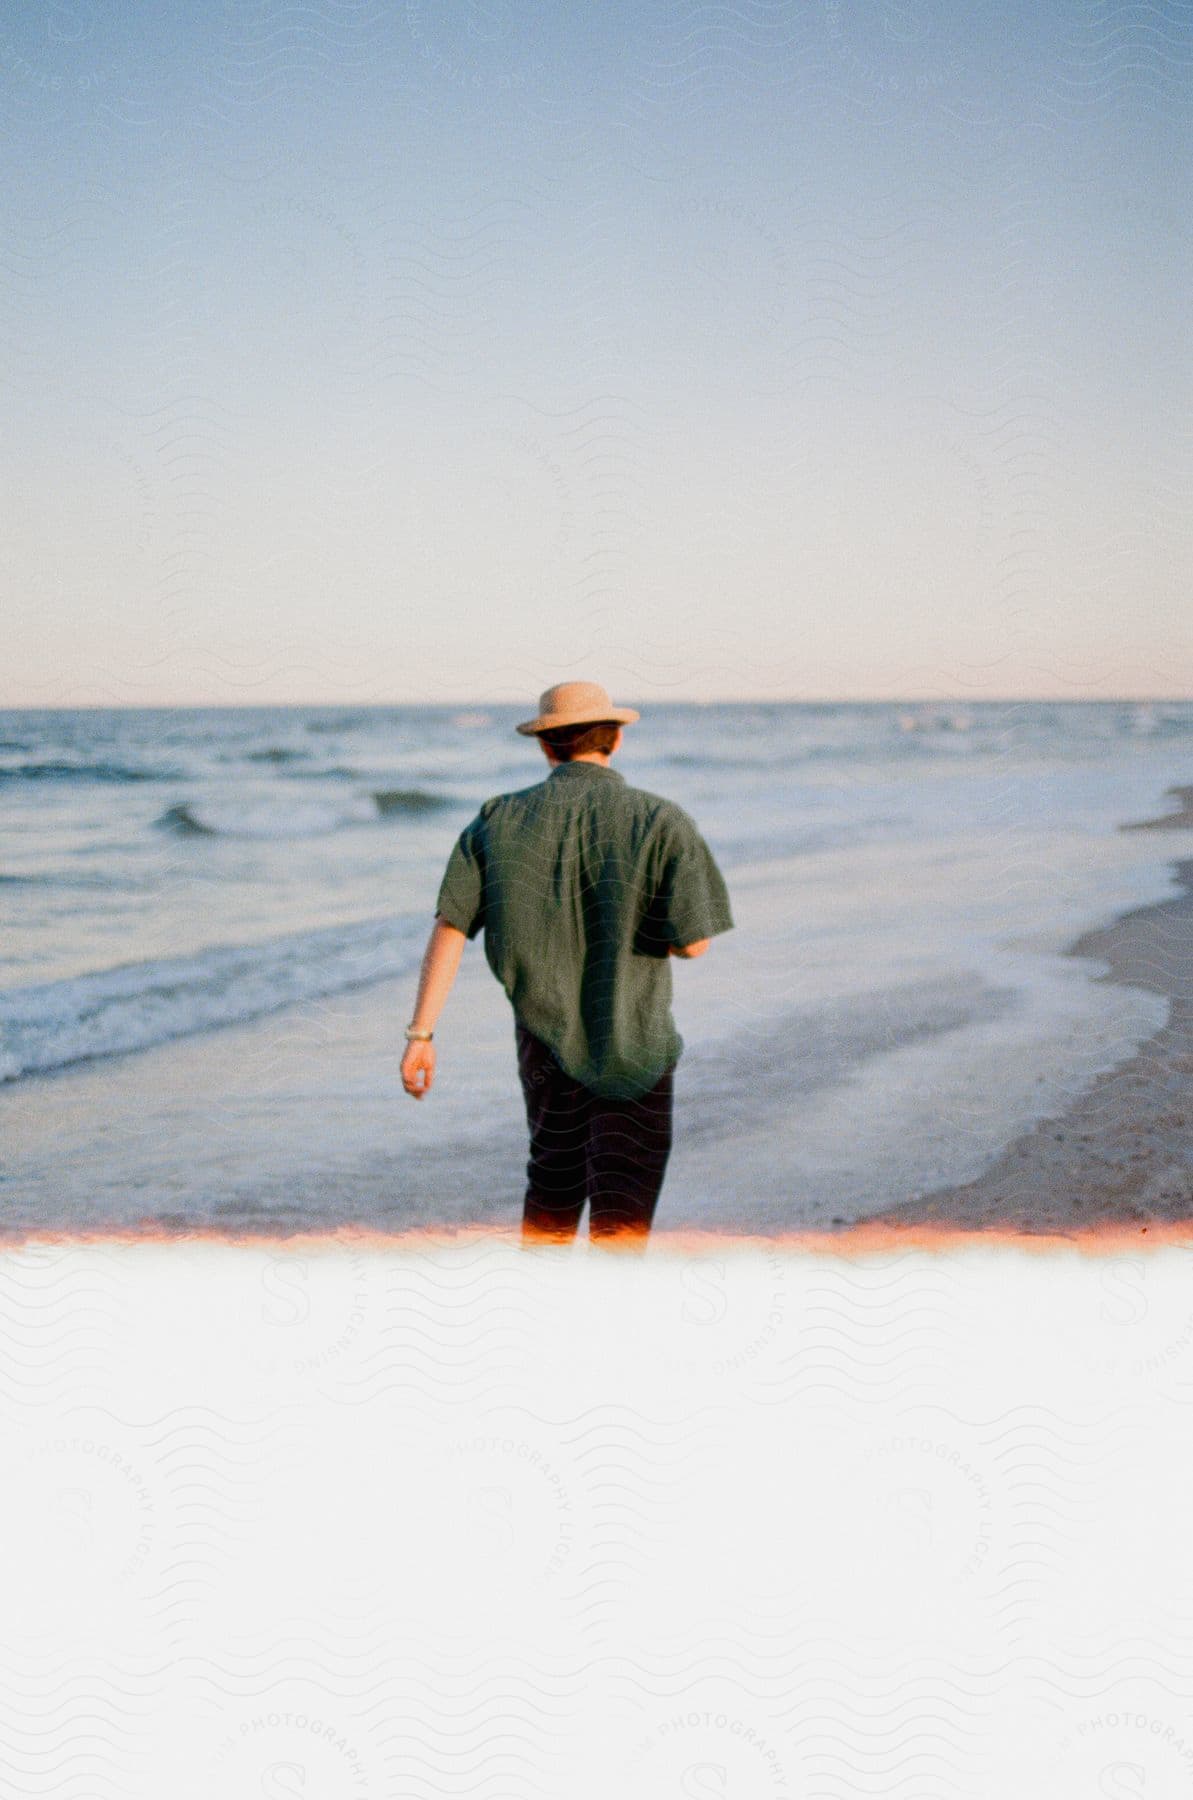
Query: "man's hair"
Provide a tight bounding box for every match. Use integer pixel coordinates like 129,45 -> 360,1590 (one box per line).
537,720 -> 621,761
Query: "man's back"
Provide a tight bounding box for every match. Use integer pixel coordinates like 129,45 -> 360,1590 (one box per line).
435,759 -> 733,1099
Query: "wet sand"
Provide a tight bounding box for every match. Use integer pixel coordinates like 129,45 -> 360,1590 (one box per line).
874,795 -> 1193,1234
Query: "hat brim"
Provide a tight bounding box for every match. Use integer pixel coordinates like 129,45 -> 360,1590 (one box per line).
515,706 -> 639,736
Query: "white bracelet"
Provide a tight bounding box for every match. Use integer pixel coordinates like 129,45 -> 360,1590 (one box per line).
405,1026 -> 434,1041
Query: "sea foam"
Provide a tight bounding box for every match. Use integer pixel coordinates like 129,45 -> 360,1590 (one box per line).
0,915 -> 425,1082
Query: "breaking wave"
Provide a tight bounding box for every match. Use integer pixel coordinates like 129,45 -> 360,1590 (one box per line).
0,915 -> 426,1082
154,787 -> 456,839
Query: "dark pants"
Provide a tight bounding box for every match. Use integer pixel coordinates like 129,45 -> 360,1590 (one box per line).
516,1024 -> 674,1245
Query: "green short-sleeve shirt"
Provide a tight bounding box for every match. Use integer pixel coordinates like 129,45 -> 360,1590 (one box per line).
435,760 -> 734,1098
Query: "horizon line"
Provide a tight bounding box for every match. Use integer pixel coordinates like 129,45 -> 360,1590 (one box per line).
2,694 -> 1192,711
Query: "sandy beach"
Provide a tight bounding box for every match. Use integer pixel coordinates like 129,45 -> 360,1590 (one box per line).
874,791 -> 1193,1236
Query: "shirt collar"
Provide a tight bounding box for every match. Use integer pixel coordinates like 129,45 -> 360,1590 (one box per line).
547,761 -> 625,783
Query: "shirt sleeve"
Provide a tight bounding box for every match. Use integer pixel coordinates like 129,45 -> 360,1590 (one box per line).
651,808 -> 735,948
435,815 -> 486,939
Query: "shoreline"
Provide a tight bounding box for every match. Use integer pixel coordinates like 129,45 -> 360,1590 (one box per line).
2,789 -> 1190,1249
872,793 -> 1193,1234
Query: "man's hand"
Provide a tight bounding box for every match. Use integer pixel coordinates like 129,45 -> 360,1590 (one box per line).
401,1040 -> 436,1099
670,938 -> 711,959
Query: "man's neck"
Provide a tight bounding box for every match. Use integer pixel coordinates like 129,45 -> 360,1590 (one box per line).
546,757 -> 623,780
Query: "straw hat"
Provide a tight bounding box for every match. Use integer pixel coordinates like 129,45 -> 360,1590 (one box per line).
514,680 -> 640,737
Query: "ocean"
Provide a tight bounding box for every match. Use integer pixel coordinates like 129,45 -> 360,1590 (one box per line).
2,700 -> 1191,1236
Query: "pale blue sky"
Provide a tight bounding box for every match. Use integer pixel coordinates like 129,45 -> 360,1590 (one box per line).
3,0 -> 1190,703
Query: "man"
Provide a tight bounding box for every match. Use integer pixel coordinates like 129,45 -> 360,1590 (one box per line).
400,680 -> 734,1246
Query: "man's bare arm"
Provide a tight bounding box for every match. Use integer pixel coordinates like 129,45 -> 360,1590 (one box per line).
401,915 -> 467,1098
410,915 -> 467,1028
669,938 -> 711,959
